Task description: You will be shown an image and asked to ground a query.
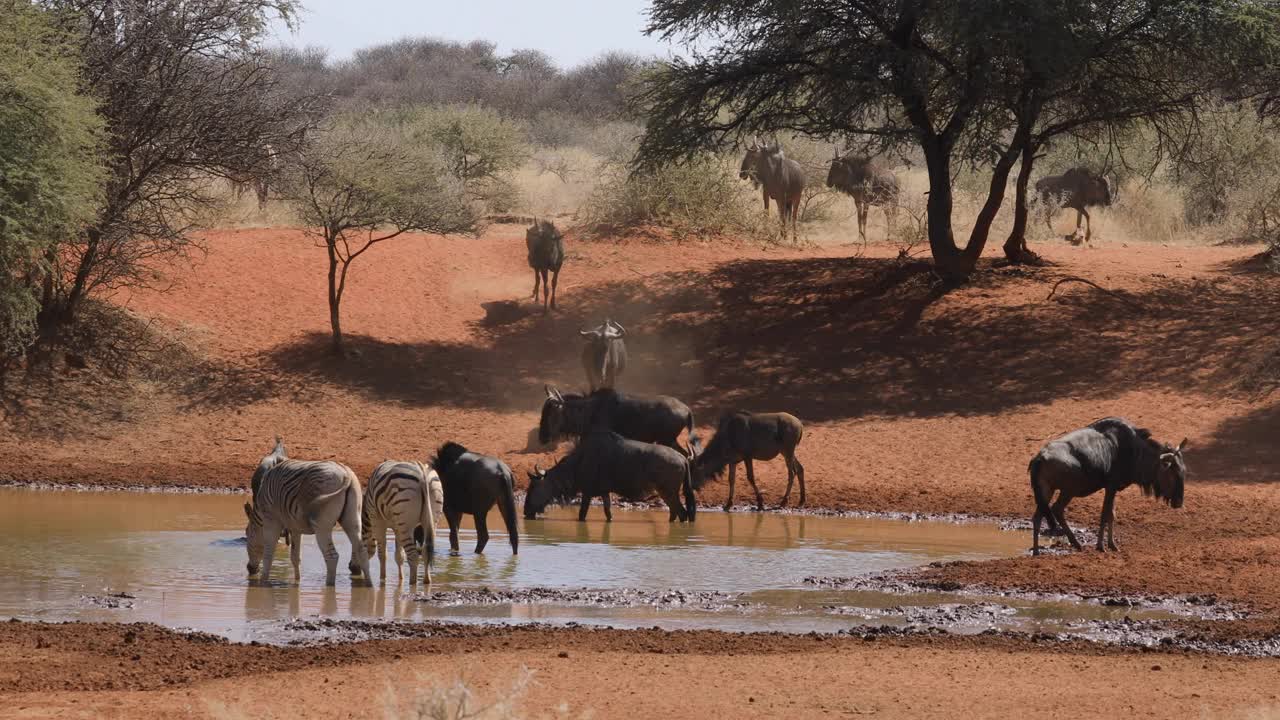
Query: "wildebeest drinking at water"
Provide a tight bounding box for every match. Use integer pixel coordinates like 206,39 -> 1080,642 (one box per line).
1030,417 -> 1186,555
432,442 -> 519,555
740,137 -> 806,240
524,429 -> 696,523
692,411 -> 806,511
539,386 -> 695,457
526,218 -> 564,312
580,319 -> 627,391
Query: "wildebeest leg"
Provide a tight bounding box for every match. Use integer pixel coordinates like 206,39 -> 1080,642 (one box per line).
1032,504 -> 1043,556
531,269 -> 541,300
473,511 -> 490,554
744,459 -> 764,512
1096,489 -> 1117,552
859,204 -> 870,245
601,492 -> 613,523
446,508 -> 463,556
1050,497 -> 1082,550
578,493 -> 591,522
781,453 -> 796,507
885,204 -> 898,240
795,456 -> 806,506
550,268 -> 559,311
1081,208 -> 1092,241
541,269 -> 551,311
723,463 -> 737,512
762,187 -> 770,214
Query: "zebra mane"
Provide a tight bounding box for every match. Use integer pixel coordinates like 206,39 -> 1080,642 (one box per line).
432,441 -> 470,474
250,436 -> 288,498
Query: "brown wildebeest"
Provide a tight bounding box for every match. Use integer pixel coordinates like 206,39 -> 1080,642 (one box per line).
740,138 -> 806,240
1035,167 -> 1113,241
526,218 -> 564,312
692,411 -> 805,511
579,319 -> 627,391
1030,417 -> 1186,556
826,149 -> 899,243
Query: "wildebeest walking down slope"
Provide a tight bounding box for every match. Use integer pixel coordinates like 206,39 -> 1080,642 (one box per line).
579,319 -> 627,391
526,219 -> 564,312
1036,167 -> 1113,241
740,138 -> 806,241
523,429 -> 696,523
692,411 -> 805,511
1030,417 -> 1186,555
432,442 -> 519,555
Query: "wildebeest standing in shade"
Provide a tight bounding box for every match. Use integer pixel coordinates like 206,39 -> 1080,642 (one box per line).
431,442 -> 519,555
539,386 -> 695,456
691,411 -> 806,511
524,430 -> 696,523
526,218 -> 564,312
579,319 -> 627,391
740,137 -> 806,241
1029,417 -> 1186,555
1035,167 -> 1113,241
826,150 -> 899,244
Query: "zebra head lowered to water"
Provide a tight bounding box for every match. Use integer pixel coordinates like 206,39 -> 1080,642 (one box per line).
243,438 -> 371,586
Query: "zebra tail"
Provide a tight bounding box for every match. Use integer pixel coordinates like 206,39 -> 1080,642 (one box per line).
417,472 -> 436,566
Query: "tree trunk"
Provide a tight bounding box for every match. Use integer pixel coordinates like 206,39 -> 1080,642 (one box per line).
1004,143 -> 1038,264
961,144 -> 1023,270
922,142 -> 968,280
326,236 -> 343,355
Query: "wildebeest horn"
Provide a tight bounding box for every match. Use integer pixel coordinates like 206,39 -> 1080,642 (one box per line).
579,329 -> 595,338
833,145 -> 840,160
609,320 -> 626,337
1177,438 -> 1188,453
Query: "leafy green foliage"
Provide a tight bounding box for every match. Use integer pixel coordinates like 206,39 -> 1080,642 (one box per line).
393,105 -> 531,213
0,0 -> 103,355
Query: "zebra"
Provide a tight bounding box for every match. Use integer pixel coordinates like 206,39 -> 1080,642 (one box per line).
361,460 -> 443,586
243,437 -> 371,586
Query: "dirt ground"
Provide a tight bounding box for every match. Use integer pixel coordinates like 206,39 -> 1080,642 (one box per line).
2,225 -> 1279,715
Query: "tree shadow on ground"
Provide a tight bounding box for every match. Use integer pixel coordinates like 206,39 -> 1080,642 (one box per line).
177,254 -> 1280,424
1193,402 -> 1280,485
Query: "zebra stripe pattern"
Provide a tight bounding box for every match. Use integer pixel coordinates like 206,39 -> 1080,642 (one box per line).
362,461 -> 441,586
243,439 -> 370,586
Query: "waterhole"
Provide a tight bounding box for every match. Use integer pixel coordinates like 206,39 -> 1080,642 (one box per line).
0,488 -> 1189,644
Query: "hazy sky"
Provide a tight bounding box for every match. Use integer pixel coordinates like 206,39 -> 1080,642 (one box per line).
268,0 -> 678,68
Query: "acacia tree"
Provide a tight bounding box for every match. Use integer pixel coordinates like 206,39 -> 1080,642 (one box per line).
283,117 -> 479,354
0,0 -> 104,356
37,0 -> 314,326
636,0 -> 1278,279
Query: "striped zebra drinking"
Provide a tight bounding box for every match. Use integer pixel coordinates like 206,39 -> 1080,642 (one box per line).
361,461 -> 443,586
243,438 -> 371,586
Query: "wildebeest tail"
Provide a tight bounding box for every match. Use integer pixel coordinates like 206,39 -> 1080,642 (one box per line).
682,460 -> 697,520
1028,455 -> 1054,527
499,465 -> 520,555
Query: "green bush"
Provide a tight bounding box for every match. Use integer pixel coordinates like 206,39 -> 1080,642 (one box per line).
392,104 -> 530,213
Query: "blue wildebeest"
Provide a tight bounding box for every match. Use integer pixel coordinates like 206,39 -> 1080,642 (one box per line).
691,411 -> 806,512
524,429 -> 696,523
362,461 -> 440,586
243,437 -> 371,586
231,143 -> 279,212
1029,417 -> 1186,555
526,218 -> 564,312
539,386 -> 695,457
826,149 -> 899,243
432,441 -> 519,555
579,319 -> 627,391
740,138 -> 806,240
1036,167 -> 1113,241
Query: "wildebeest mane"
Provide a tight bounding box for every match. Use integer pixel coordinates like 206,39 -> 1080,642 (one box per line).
431,441 -> 469,474
1085,417 -> 1174,504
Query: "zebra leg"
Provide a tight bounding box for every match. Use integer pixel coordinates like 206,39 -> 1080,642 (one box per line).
313,527 -> 341,587
290,531 -> 303,581
723,463 -> 737,512
376,533 -> 388,584
446,509 -> 463,556
396,528 -> 418,586
744,459 -> 764,512
474,512 -> 490,554
257,520 -> 282,585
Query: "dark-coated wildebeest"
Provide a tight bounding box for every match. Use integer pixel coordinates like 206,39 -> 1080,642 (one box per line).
431,441 -> 519,555
1029,417 -> 1186,556
579,319 -> 627,391
524,430 -> 696,523
1035,167 -> 1113,241
826,149 -> 899,244
539,386 -> 695,456
526,218 -> 564,312
740,137 -> 806,241
691,411 -> 805,512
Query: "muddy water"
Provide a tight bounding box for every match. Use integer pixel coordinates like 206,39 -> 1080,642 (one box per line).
0,488 -> 1181,643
